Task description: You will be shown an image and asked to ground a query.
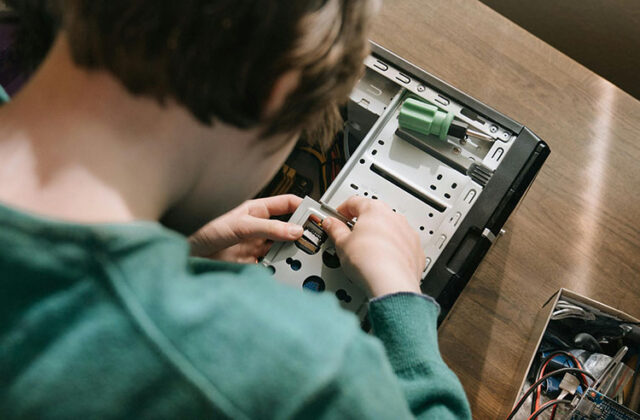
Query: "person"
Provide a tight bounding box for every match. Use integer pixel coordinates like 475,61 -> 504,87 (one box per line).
0,0 -> 471,418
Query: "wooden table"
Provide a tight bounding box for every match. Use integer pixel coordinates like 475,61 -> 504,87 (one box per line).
370,0 -> 640,417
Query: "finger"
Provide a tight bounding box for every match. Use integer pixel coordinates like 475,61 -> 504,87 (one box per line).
238,217 -> 303,241
322,217 -> 351,245
256,241 -> 274,258
208,239 -> 269,262
234,240 -> 272,261
336,195 -> 370,220
249,195 -> 303,218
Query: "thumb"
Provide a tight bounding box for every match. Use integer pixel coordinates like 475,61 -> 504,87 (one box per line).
322,217 -> 351,245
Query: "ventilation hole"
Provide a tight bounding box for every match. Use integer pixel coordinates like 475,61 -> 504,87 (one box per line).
350,183 -> 359,190
285,257 -> 302,271
322,250 -> 340,269
437,174 -> 443,180
445,193 -> 451,199
289,259 -> 302,271
359,159 -> 365,164
429,213 -> 433,218
452,183 -> 458,189
429,230 -> 434,235
419,226 -> 425,231
371,149 -> 377,156
363,192 -> 369,197
302,276 -> 325,292
378,140 -> 385,145
392,209 -> 397,212
335,289 -> 352,303
430,185 -> 436,190
372,195 -> 378,200
265,265 -> 275,275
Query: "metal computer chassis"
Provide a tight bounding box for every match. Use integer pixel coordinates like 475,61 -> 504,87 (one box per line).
263,42 -> 550,324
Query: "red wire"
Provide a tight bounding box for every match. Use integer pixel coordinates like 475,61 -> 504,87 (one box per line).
534,353 -> 588,412
527,399 -> 567,420
535,358 -> 557,411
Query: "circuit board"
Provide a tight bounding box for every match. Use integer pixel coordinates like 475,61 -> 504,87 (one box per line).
571,388 -> 640,420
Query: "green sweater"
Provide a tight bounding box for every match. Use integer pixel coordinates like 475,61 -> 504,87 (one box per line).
0,202 -> 471,419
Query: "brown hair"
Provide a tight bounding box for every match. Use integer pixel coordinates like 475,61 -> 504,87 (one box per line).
58,0 -> 377,148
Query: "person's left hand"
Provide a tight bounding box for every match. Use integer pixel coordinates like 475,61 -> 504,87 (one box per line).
188,195 -> 304,263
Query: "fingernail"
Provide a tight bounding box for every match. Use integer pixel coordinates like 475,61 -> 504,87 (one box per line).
322,218 -> 332,229
288,225 -> 303,237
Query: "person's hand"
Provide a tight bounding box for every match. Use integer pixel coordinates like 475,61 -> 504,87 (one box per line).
188,195 -> 303,263
322,196 -> 425,298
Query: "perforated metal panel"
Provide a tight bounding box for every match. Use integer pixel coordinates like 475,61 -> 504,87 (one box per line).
262,43 -> 548,320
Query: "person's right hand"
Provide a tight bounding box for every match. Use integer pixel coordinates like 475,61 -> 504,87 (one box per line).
322,196 -> 426,298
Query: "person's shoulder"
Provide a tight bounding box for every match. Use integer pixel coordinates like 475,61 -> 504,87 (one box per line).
118,258 -> 369,417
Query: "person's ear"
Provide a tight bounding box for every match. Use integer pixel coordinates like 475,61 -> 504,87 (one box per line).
263,70 -> 301,118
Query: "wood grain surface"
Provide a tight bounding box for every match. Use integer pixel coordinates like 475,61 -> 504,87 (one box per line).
370,0 -> 640,418
477,0 -> 640,100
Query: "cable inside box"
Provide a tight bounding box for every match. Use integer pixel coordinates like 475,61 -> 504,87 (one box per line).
509,298 -> 640,420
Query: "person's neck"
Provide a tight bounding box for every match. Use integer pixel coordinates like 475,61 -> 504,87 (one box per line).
0,36 -> 214,224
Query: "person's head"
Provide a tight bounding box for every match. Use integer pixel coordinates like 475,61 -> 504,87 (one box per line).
47,0 -> 377,228
59,0 -> 377,141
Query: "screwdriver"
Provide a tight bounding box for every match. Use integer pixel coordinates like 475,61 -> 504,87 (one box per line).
398,98 -> 493,142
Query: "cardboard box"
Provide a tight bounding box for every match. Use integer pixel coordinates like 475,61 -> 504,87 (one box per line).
509,289 -> 640,419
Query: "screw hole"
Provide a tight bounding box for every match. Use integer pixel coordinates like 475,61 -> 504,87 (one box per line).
444,193 -> 451,199
364,192 -> 369,197
335,289 -> 352,303
350,183 -> 359,190
371,149 -> 377,156
290,259 -> 302,271
378,140 -> 385,145
430,185 -> 436,190
429,230 -> 434,235
452,183 -> 458,189
322,250 -> 341,269
437,174 -> 443,180
302,276 -> 325,292
419,226 -> 425,231
429,213 -> 433,218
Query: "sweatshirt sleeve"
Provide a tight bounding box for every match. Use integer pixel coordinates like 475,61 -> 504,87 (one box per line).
368,292 -> 471,419
291,293 -> 471,420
